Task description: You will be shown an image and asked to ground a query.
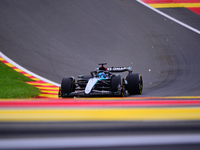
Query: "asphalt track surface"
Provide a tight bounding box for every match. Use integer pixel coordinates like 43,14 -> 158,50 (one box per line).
1,0 -> 200,149
0,0 -> 200,97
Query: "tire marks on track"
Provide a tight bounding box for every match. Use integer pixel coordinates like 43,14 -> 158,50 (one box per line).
1,52 -> 200,122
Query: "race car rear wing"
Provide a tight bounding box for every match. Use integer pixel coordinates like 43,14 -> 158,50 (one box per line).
107,67 -> 132,73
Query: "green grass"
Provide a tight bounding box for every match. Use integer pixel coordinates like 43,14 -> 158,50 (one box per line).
0,61 -> 41,98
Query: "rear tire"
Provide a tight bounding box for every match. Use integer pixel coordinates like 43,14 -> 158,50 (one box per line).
126,73 -> 143,95
60,77 -> 75,97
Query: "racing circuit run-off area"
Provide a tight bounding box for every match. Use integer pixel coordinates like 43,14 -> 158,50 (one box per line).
1,0 -> 200,149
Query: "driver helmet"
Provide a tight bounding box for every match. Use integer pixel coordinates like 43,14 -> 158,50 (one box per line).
99,66 -> 107,71
98,72 -> 106,78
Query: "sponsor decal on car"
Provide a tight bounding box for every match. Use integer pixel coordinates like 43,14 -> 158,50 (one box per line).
107,67 -> 131,71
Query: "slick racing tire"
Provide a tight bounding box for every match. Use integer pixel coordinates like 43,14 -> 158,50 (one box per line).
126,73 -> 143,95
60,77 -> 75,97
111,75 -> 125,97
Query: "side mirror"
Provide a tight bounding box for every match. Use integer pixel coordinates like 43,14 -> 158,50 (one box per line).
78,75 -> 84,78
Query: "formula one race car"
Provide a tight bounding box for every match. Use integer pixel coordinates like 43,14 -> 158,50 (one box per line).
58,63 -> 143,97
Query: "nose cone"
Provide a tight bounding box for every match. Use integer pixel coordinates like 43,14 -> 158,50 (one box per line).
84,78 -> 99,94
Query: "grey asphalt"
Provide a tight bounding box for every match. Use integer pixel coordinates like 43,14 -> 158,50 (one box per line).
1,0 -> 200,96
1,0 -> 200,149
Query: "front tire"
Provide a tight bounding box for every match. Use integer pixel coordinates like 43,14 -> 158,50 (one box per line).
126,73 -> 143,95
60,77 -> 75,97
111,75 -> 125,97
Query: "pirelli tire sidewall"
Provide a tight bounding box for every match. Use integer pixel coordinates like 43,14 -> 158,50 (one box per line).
111,75 -> 125,97
126,73 -> 143,95
60,77 -> 75,97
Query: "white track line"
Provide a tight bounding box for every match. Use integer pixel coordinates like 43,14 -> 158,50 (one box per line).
0,134 -> 200,149
0,51 -> 60,87
137,0 -> 200,34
